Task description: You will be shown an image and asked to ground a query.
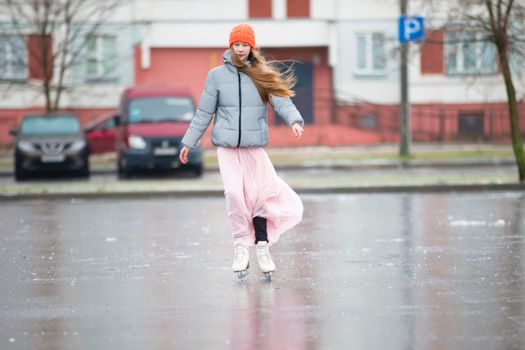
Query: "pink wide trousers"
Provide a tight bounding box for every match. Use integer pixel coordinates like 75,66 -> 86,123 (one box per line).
217,147 -> 303,247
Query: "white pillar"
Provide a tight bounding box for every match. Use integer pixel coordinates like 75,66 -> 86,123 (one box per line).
272,0 -> 286,19
140,25 -> 151,70
328,21 -> 337,67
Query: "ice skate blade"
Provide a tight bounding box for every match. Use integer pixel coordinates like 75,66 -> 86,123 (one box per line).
233,262 -> 249,280
263,271 -> 273,281
237,270 -> 249,280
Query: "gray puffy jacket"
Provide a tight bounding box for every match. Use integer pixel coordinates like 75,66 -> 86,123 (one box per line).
181,50 -> 304,148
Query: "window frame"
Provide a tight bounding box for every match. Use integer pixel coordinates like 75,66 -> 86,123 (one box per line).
445,30 -> 498,76
354,32 -> 388,77
0,34 -> 28,82
84,34 -> 118,83
457,111 -> 485,137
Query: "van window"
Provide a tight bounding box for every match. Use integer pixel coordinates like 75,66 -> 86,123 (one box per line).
128,97 -> 194,123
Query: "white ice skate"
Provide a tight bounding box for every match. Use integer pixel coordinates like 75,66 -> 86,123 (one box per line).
232,244 -> 250,280
256,241 -> 276,281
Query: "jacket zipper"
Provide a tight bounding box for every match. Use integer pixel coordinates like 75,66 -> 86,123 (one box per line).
236,71 -> 242,147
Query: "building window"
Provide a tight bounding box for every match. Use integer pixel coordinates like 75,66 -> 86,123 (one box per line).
359,114 -> 378,130
355,33 -> 387,76
85,35 -> 118,82
446,31 -> 497,75
0,34 -> 28,81
458,112 -> 484,137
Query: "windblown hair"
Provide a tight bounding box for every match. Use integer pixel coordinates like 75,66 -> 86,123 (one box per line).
230,48 -> 297,103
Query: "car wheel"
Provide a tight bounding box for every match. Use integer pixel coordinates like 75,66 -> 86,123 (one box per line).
117,157 -> 131,179
14,156 -> 28,181
79,156 -> 90,178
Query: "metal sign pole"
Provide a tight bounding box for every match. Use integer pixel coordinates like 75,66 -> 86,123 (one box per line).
399,0 -> 411,156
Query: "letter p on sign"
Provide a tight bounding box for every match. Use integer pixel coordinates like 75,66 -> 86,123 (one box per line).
399,16 -> 425,45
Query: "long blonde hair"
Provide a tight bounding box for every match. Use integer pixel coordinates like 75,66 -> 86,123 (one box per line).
230,48 -> 297,103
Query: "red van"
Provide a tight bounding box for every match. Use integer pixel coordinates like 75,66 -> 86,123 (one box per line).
114,86 -> 203,177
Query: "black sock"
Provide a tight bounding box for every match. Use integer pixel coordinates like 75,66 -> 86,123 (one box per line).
253,216 -> 268,244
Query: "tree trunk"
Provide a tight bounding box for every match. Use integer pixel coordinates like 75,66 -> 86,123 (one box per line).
53,4 -> 72,112
497,37 -> 525,183
44,80 -> 52,113
53,71 -> 65,111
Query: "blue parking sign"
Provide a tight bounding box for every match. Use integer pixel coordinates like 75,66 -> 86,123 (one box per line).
399,16 -> 425,44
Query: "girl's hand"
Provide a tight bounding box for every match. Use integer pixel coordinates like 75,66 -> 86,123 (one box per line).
179,146 -> 190,164
291,122 -> 304,140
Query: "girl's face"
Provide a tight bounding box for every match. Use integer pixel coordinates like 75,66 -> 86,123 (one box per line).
231,42 -> 251,61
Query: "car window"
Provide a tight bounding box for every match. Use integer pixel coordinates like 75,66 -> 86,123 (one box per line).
104,118 -> 116,129
20,116 -> 81,135
128,97 -> 194,124
93,118 -> 115,131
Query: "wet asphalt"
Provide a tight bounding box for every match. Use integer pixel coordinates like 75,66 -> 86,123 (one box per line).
1,192 -> 524,349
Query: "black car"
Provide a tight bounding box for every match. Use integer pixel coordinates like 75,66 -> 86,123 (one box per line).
10,114 -> 90,180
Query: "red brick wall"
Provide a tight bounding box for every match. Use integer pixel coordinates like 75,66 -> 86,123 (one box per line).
27,34 -> 53,80
134,46 -> 225,103
249,0 -> 272,18
337,102 -> 525,144
287,0 -> 310,18
420,30 -> 444,74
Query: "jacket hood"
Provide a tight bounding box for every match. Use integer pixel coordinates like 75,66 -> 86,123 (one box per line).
223,50 -> 252,71
223,50 -> 237,73
223,50 -> 233,65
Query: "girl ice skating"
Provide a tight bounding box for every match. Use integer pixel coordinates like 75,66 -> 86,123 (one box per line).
179,23 -> 304,280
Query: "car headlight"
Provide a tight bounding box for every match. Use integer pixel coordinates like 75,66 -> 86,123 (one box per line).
128,135 -> 147,149
180,112 -> 193,121
69,140 -> 87,152
17,141 -> 36,152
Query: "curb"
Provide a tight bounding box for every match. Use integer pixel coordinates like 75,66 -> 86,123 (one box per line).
0,159 -> 517,177
297,183 -> 525,194
266,159 -> 517,171
2,183 -> 524,200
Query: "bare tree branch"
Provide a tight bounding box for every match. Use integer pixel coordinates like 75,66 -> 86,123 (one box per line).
503,0 -> 516,31
2,0 -> 123,112
486,0 -> 498,35
497,0 -> 504,27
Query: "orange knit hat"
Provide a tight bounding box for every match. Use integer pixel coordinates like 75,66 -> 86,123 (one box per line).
229,24 -> 256,49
